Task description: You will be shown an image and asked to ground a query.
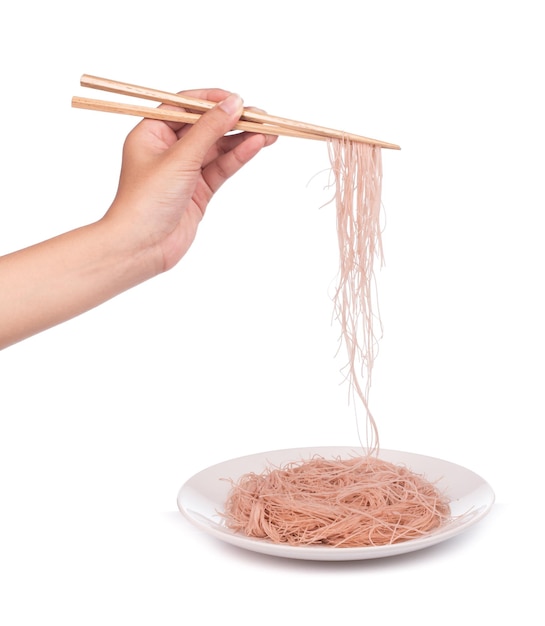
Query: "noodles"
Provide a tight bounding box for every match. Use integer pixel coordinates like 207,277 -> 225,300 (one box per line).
221,139 -> 451,548
223,455 -> 450,547
328,138 -> 384,452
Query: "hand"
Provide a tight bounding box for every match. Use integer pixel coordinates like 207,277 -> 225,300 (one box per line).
104,89 -> 277,273
0,88 -> 277,349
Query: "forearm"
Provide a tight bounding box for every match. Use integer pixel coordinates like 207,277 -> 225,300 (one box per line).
0,217 -> 160,349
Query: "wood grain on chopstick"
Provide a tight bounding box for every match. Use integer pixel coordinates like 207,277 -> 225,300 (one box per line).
75,74 -> 401,149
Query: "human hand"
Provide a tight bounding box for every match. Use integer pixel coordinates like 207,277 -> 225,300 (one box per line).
104,88 -> 277,274
0,88 -> 277,349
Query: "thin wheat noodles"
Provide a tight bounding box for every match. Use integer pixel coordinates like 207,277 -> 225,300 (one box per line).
222,140 -> 450,548
328,138 -> 384,452
223,455 -> 450,547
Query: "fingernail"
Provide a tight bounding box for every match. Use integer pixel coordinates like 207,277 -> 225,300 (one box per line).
219,93 -> 243,115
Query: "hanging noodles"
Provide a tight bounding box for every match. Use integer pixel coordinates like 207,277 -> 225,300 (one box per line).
329,137 -> 384,453
222,139 -> 450,546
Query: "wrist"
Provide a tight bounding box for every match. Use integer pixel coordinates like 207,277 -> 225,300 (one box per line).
94,213 -> 164,287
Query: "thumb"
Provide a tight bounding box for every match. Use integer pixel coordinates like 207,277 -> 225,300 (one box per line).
178,93 -> 244,164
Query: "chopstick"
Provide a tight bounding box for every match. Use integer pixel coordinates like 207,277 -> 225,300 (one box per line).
71,96 -> 328,142
72,74 -> 401,150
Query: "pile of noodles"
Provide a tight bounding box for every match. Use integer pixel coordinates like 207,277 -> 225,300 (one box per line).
222,455 -> 450,547
222,139 -> 451,547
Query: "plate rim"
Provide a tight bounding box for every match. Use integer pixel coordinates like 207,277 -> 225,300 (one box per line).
177,446 -> 495,561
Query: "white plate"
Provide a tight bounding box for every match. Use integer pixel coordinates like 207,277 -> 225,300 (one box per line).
177,446 -> 495,561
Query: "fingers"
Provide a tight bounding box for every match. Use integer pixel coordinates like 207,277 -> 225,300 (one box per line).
176,87 -> 233,103
173,93 -> 245,167
158,88 -> 233,135
202,132 -> 277,194
161,91 -> 277,194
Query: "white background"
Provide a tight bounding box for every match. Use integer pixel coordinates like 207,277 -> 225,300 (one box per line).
0,1 -> 542,623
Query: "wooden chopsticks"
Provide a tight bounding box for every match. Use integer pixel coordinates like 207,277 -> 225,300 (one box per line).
72,74 -> 400,150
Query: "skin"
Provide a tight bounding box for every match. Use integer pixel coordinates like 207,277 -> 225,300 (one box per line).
0,89 -> 277,350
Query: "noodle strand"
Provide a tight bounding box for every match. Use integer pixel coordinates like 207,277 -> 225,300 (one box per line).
328,138 -> 384,451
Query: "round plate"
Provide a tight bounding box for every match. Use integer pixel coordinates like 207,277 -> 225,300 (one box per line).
177,446 -> 495,561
